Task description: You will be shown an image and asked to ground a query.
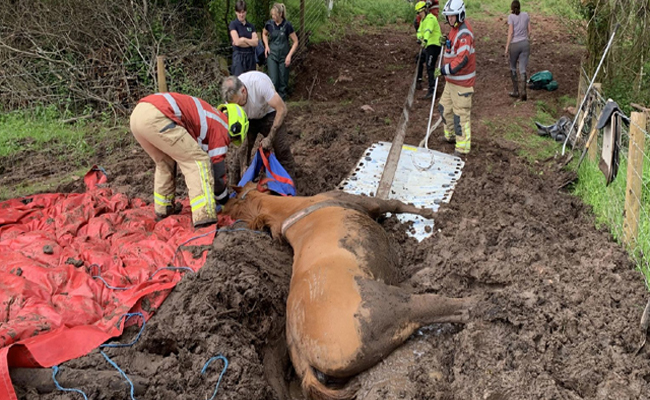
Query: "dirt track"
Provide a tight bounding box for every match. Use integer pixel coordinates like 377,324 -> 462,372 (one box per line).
14,15 -> 650,400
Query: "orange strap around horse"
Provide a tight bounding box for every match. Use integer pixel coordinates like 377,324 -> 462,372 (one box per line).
280,200 -> 368,237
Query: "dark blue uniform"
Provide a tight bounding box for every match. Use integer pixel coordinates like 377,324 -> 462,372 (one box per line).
264,19 -> 295,100
229,19 -> 257,76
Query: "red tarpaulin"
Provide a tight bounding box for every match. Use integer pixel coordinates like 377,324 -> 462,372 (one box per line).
0,168 -> 224,399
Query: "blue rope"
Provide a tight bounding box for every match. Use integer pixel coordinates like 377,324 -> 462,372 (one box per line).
90,225 -> 270,291
101,313 -> 146,348
98,312 -> 146,400
149,266 -> 195,279
92,275 -> 134,291
99,350 -> 137,400
201,355 -> 229,400
51,365 -> 89,400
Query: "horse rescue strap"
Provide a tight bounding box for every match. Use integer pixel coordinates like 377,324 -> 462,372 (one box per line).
280,200 -> 368,236
238,147 -> 295,196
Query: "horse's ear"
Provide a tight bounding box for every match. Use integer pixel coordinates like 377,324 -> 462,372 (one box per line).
231,185 -> 243,194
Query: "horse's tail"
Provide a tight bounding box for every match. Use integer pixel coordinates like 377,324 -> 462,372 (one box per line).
301,367 -> 359,400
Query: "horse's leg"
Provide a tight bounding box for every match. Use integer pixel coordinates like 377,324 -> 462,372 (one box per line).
331,278 -> 475,376
324,191 -> 435,219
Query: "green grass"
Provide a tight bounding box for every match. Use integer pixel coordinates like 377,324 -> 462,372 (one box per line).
573,154 -> 650,281
0,167 -> 90,201
465,0 -> 581,20
482,104 -> 561,165
0,105 -> 102,158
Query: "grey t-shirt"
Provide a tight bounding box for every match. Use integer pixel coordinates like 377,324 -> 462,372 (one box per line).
508,12 -> 530,43
238,71 -> 276,119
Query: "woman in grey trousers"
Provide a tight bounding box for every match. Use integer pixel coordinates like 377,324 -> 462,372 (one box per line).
505,0 -> 531,100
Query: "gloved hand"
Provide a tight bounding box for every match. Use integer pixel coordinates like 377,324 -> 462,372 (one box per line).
416,39 -> 422,45
439,35 -> 447,45
261,136 -> 273,151
216,203 -> 223,213
434,68 -> 442,78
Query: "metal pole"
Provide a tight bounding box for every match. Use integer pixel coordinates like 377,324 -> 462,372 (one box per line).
423,45 -> 446,149
562,23 -> 619,155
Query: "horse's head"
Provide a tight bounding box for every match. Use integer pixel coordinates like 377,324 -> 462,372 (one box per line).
223,182 -> 279,237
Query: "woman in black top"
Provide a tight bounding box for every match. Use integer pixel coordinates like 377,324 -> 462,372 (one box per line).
263,3 -> 299,100
229,0 -> 259,76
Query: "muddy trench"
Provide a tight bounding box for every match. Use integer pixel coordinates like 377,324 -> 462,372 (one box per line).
12,17 -> 650,400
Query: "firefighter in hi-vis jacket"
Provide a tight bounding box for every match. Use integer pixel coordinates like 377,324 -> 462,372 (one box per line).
436,0 -> 475,155
130,93 -> 249,228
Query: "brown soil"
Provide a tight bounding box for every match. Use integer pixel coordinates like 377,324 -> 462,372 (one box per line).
10,15 -> 650,400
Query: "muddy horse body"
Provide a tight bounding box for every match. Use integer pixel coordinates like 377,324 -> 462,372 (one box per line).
224,183 -> 473,399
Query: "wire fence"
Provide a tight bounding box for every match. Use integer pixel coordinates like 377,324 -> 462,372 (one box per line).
571,73 -> 650,285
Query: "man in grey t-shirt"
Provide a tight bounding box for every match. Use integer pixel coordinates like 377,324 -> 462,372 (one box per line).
221,71 -> 296,181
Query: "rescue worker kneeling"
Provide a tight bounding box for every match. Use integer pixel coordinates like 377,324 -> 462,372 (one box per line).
130,93 -> 249,228
436,0 -> 475,155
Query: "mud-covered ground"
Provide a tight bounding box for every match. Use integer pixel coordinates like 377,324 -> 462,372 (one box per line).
10,15 -> 650,400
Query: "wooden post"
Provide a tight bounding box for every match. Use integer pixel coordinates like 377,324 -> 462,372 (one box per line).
622,112 -> 646,246
299,0 -> 306,52
588,83 -> 602,162
157,56 -> 167,93
576,68 -> 585,110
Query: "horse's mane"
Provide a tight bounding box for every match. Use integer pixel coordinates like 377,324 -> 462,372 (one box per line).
234,195 -> 282,239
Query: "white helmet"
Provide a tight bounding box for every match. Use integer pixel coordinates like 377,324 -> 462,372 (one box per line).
443,0 -> 466,25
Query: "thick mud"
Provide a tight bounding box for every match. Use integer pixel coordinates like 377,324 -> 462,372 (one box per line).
10,15 -> 650,400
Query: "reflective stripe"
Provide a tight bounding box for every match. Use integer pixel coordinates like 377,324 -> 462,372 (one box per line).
444,48 -> 474,58
455,45 -> 475,55
161,93 -> 182,120
208,146 -> 229,158
446,71 -> 476,81
443,64 -> 452,75
201,144 -> 209,152
216,187 -> 229,201
196,160 -> 216,218
206,111 -> 229,130
154,192 -> 174,206
453,28 -> 474,48
192,97 -> 208,147
190,195 -> 206,212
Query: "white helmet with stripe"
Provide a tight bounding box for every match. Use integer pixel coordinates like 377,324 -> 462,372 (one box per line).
443,0 -> 466,24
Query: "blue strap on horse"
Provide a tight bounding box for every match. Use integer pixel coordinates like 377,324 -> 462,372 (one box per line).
238,147 -> 296,196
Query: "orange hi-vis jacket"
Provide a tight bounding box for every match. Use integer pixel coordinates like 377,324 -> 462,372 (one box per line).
140,93 -> 231,165
441,20 -> 476,88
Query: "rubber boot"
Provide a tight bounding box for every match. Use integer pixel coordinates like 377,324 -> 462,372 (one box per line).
416,80 -> 423,91
520,73 -> 527,101
509,71 -> 519,98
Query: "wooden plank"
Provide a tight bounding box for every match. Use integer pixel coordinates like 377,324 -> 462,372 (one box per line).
156,56 -> 167,93
623,112 -> 646,246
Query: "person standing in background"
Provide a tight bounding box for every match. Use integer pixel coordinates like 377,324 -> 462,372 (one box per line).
504,0 -> 531,100
416,0 -> 443,99
229,0 -> 258,76
263,3 -> 299,100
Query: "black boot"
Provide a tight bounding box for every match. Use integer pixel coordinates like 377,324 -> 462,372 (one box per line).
521,73 -> 527,101
423,89 -> 433,100
416,80 -> 423,91
509,71 -> 519,98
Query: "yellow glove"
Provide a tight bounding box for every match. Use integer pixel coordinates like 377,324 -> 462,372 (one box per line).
434,68 -> 442,78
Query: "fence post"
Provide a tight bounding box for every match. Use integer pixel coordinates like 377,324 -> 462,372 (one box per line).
588,83 -> 602,162
157,56 -> 167,93
576,66 -> 585,110
622,111 -> 646,246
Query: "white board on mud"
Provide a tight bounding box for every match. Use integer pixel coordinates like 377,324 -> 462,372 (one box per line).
338,142 -> 464,242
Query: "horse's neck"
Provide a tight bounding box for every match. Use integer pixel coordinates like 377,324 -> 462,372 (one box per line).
254,195 -> 314,230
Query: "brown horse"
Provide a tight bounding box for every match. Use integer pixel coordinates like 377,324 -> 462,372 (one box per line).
223,182 -> 475,400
